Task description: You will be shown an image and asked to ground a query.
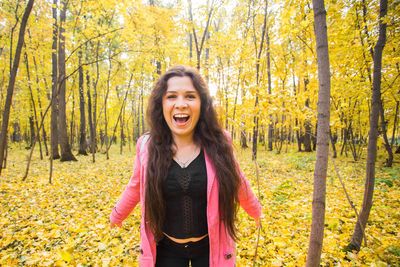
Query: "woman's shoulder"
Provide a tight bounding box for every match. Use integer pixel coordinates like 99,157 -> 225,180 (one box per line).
136,133 -> 151,153
222,129 -> 232,143
138,133 -> 151,144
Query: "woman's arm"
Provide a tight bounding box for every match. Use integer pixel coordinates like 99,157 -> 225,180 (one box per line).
237,165 -> 262,219
224,130 -> 262,219
109,136 -> 144,227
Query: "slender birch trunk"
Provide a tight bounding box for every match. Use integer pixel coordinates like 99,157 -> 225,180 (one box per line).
306,0 -> 331,265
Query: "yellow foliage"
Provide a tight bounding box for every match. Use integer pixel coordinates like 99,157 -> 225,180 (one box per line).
0,145 -> 399,265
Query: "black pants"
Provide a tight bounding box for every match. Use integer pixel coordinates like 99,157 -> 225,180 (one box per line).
155,235 -> 210,267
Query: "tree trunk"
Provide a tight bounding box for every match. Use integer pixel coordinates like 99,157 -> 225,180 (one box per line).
12,122 -> 20,142
70,88 -> 75,146
24,52 -> 43,160
296,119 -> 302,152
29,115 -> 35,148
252,0 -> 268,160
390,101 -> 399,149
23,80 -> 61,181
267,28 -> 273,151
306,0 -> 331,265
231,67 -> 241,137
104,49 -> 112,160
330,128 -> 337,158
379,101 -> 393,166
58,0 -> 77,162
86,54 -> 95,162
346,0 -> 387,252
31,54 -> 49,156
0,0 -> 35,174
120,106 -> 125,155
141,87 -> 145,134
78,50 -> 87,155
51,0 -> 60,160
187,0 -> 214,70
92,40 -> 100,160
304,120 -> 312,152
135,94 -> 140,140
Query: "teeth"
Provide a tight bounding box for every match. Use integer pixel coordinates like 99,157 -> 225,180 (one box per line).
174,114 -> 189,118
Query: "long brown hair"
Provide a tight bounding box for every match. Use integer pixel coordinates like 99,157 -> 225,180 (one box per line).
145,65 -> 241,242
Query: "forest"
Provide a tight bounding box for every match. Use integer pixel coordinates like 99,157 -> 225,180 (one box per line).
0,0 -> 399,265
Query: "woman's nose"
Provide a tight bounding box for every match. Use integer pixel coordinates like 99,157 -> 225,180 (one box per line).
176,96 -> 188,108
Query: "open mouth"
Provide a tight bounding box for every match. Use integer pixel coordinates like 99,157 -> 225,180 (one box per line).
173,114 -> 190,124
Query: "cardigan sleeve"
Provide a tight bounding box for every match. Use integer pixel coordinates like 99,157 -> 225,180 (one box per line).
110,136 -> 144,224
224,130 -> 262,219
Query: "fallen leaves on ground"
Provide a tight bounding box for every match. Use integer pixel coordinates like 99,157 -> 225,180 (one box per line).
0,144 -> 399,266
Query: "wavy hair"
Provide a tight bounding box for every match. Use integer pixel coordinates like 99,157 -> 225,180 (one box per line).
145,65 -> 241,242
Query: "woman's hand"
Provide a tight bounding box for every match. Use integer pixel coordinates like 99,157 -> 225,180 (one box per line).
110,222 -> 122,229
255,213 -> 264,228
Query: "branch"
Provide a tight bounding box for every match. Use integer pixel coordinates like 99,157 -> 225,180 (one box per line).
199,0 -> 214,54
187,0 -> 199,53
296,34 -> 315,56
328,151 -> 367,247
65,27 -> 123,63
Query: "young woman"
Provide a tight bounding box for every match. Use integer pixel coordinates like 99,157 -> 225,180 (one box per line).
110,65 -> 261,267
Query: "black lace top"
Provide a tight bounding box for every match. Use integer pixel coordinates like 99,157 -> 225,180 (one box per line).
162,149 -> 208,238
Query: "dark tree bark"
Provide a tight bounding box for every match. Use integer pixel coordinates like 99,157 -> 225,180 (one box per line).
346,0 -> 387,252
304,78 -> 312,152
31,53 -> 49,156
86,49 -> 95,162
91,40 -> 100,161
330,128 -> 337,158
23,78 -> 61,181
140,86 -> 145,134
306,0 -> 331,265
105,89 -> 129,155
379,101 -> 393,166
104,47 -> 112,160
188,33 -> 193,62
252,0 -> 268,160
12,122 -> 20,142
187,0 -> 214,70
24,52 -> 43,159
232,67 -> 241,137
29,114 -> 35,148
266,27 -> 273,151
78,50 -> 87,155
51,0 -> 60,159
70,88 -> 75,146
58,0 -> 77,161
0,0 -> 35,174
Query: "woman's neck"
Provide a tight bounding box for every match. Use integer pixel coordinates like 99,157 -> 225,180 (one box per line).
172,134 -> 196,150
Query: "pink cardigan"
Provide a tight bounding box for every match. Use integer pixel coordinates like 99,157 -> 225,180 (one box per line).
110,134 -> 262,267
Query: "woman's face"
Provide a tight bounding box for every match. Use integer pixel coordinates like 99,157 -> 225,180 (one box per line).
162,76 -> 201,141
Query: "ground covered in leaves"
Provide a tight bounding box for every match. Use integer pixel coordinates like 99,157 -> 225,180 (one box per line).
0,143 -> 399,266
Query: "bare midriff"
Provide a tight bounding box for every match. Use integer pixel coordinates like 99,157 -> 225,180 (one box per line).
163,232 -> 208,244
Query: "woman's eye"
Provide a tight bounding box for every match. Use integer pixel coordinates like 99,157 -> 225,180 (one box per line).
167,95 -> 176,99
187,94 -> 196,99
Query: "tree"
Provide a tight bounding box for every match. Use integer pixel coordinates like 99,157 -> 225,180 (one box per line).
0,0 -> 35,175
51,0 -> 60,160
306,0 -> 331,265
78,49 -> 87,155
57,0 -> 77,161
346,0 -> 388,252
251,0 -> 268,160
187,0 -> 215,70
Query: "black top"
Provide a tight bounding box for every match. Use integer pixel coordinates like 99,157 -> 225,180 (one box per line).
162,149 -> 208,239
